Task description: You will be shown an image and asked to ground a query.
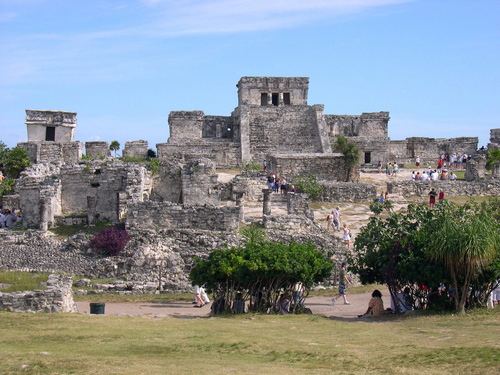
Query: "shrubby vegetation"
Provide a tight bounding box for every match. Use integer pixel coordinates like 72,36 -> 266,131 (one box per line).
243,161 -> 262,171
90,227 -> 131,256
190,226 -> 333,314
350,199 -> 500,313
292,174 -> 323,199
0,142 -> 31,179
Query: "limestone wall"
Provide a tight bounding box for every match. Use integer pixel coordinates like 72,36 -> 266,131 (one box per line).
126,201 -> 242,232
269,153 -> 357,182
319,182 -> 378,203
181,159 -> 220,205
18,141 -> 82,165
0,274 -> 77,313
85,141 -> 110,157
123,140 -> 148,159
387,180 -> 500,197
388,137 -> 478,165
246,105 -> 326,163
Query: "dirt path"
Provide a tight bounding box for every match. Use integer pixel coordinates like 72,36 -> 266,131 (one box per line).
76,290 -> 391,320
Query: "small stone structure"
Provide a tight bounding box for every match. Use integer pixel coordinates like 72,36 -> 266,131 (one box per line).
13,159 -> 152,229
19,110 -> 82,164
0,274 -> 77,313
85,141 -> 110,157
122,140 -> 148,159
25,110 -> 77,142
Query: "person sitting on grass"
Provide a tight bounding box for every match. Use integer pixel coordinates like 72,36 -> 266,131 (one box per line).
358,289 -> 386,317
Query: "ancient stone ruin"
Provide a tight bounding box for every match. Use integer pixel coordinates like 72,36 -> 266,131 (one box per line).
2,76 -> 500,301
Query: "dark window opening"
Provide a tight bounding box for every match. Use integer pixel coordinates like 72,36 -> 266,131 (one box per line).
94,169 -> 101,175
45,126 -> 55,141
283,93 -> 291,105
364,152 -> 372,164
91,183 -> 100,188
261,93 -> 268,106
272,93 -> 279,106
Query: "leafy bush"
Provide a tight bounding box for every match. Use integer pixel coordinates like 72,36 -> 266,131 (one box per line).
90,227 -> 131,256
0,177 -> 15,197
292,174 -> 323,200
3,147 -> 31,178
243,161 -> 262,171
148,158 -> 160,175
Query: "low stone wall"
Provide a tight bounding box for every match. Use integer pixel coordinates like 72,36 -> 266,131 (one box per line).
319,182 -> 377,203
0,274 -> 77,313
54,215 -> 88,226
387,180 -> 500,197
222,170 -> 267,202
126,201 -> 242,232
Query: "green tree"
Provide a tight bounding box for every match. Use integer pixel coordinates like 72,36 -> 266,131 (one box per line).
109,141 -> 120,157
4,147 -> 31,179
332,135 -> 361,182
190,240 -> 333,314
425,201 -> 500,314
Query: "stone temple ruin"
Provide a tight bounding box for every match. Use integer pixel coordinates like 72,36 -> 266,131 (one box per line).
1,76 -> 500,302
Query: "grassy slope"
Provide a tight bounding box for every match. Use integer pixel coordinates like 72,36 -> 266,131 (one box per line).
0,310 -> 499,375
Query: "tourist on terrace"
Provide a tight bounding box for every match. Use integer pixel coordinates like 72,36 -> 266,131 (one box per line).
342,224 -> 352,249
450,172 -> 457,181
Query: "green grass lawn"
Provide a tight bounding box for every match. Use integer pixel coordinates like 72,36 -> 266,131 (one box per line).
0,309 -> 498,374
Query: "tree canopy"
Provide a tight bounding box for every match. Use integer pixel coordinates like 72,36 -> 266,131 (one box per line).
190,238 -> 333,314
350,200 -> 500,313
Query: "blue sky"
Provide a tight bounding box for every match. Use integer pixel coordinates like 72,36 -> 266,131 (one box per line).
1,0 -> 499,151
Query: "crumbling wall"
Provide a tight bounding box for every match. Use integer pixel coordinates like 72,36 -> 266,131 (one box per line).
319,182 -> 378,203
269,153 -> 356,182
60,160 -> 152,223
85,141 -> 110,157
181,159 -> 221,205
18,141 -> 82,165
0,274 -> 77,313
126,201 -> 242,232
122,140 -> 148,159
387,180 -> 500,197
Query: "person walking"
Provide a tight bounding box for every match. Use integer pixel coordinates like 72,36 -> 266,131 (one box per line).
332,262 -> 351,305
342,223 -> 352,248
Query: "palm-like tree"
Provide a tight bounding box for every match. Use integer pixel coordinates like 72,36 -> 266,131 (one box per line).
109,140 -> 120,157
333,135 -> 361,182
426,202 -> 500,313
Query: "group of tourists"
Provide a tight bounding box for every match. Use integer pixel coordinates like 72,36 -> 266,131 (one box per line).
380,161 -> 399,177
410,168 -> 457,181
326,207 -> 352,248
266,173 -> 296,194
0,208 -> 21,228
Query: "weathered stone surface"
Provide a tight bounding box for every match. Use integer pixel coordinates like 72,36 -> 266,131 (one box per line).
122,140 -> 148,159
319,182 -> 377,203
387,180 -> 500,197
0,274 -> 77,313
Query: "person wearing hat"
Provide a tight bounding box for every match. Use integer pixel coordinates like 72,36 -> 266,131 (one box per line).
332,262 -> 351,305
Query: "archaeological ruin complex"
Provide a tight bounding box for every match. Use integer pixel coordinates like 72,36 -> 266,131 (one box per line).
1,76 -> 499,297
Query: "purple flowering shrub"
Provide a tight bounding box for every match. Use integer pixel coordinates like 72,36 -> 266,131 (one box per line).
90,227 -> 131,256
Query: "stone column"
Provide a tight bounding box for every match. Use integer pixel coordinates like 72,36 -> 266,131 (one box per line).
262,189 -> 272,216
39,199 -> 49,231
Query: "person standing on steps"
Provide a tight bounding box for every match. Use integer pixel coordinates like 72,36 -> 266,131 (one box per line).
332,262 -> 351,305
